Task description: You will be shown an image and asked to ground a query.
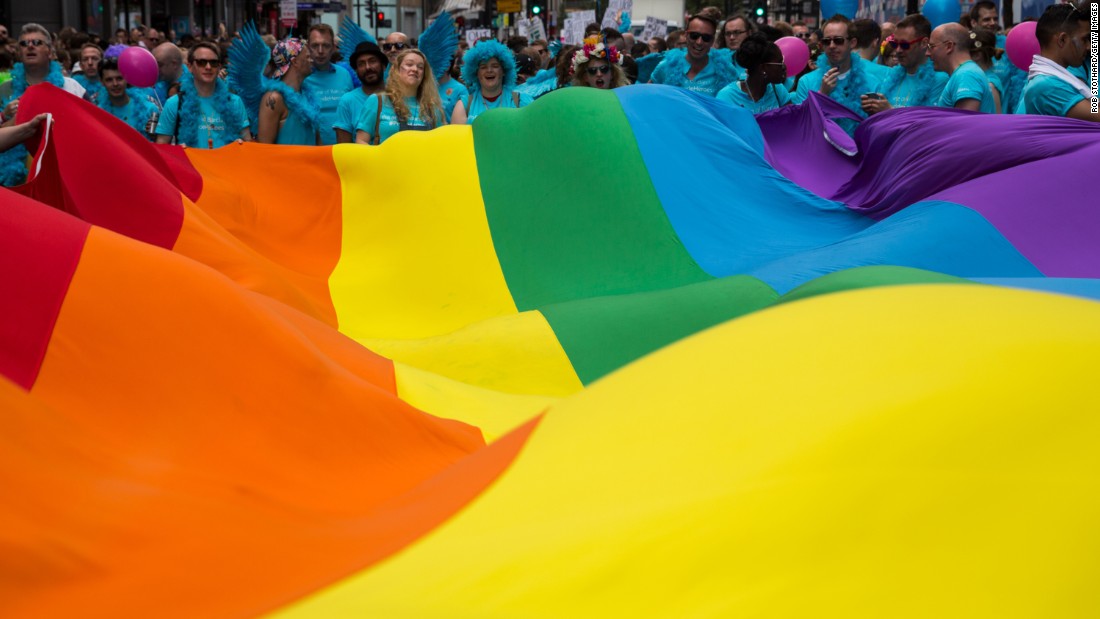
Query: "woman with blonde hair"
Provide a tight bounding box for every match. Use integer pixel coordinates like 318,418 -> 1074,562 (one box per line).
570,35 -> 630,89
355,48 -> 445,144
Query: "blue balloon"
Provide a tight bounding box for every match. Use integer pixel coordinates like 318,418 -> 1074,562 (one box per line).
922,0 -> 960,28
819,0 -> 858,18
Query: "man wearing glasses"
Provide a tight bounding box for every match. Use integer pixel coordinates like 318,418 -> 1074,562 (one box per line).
1018,2 -> 1096,121
722,15 -> 754,51
0,23 -> 86,125
383,33 -> 412,64
650,14 -> 741,96
926,23 -> 995,112
793,14 -> 877,132
861,14 -> 947,115
303,24 -> 353,146
155,42 -> 252,148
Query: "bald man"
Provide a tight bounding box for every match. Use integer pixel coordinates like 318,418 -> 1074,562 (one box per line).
152,42 -> 185,103
927,23 -> 994,112
382,32 -> 411,64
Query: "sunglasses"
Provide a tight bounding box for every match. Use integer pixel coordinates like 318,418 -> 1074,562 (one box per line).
795,32 -> 811,39
821,36 -> 849,46
586,65 -> 611,75
18,39 -> 48,48
382,42 -> 408,51
687,31 -> 715,43
886,36 -> 926,50
192,58 -> 221,68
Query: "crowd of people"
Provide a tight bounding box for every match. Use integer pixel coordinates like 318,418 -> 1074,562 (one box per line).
0,0 -> 1093,185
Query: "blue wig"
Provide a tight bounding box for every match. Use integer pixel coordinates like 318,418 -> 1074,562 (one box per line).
461,40 -> 517,94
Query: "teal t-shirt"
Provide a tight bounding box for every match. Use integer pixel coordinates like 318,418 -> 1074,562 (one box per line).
74,74 -> 104,105
274,100 -> 317,146
1020,74 -> 1087,117
155,91 -> 250,148
938,60 -> 995,113
650,50 -> 741,97
303,65 -> 354,146
715,81 -> 792,113
983,67 -> 1004,113
875,62 -> 948,108
461,88 -> 533,124
438,77 -> 470,120
334,87 -> 373,138
100,90 -> 158,140
354,94 -> 444,143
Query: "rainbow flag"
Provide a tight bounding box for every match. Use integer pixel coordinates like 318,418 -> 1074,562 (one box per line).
2,84 -> 1100,618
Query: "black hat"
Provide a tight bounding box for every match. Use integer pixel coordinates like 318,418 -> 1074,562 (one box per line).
350,41 -> 388,68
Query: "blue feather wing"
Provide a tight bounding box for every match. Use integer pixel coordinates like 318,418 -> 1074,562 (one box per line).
418,13 -> 458,83
228,21 -> 270,134
339,15 -> 377,62
635,52 -> 665,84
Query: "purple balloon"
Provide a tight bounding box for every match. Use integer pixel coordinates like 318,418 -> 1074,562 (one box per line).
118,46 -> 159,88
775,36 -> 810,77
1005,21 -> 1039,72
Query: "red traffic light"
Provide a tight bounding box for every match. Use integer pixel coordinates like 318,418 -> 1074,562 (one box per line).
377,10 -> 385,21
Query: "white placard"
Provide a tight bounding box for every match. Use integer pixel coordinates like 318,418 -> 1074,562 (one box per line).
601,0 -> 632,29
466,28 -> 493,46
517,16 -> 529,37
640,16 -> 668,41
528,15 -> 547,42
275,0 -> 292,19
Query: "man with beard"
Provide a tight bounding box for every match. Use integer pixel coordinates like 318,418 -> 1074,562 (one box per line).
649,14 -> 740,96
303,24 -> 353,145
334,42 -> 388,144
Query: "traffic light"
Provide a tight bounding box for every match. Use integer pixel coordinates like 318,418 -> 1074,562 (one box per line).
531,3 -> 541,14
752,0 -> 766,22
377,10 -> 385,22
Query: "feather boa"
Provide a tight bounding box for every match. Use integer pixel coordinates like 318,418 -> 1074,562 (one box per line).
878,59 -> 940,107
0,62 -> 65,186
175,72 -> 247,148
264,78 -> 320,130
99,89 -> 160,137
817,52 -> 873,117
655,48 -> 741,88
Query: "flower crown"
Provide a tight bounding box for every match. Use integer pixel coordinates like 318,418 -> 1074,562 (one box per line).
572,35 -> 623,71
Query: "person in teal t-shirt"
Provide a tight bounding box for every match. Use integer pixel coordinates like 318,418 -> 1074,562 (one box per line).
334,41 -> 388,143
650,13 -> 741,97
927,23 -> 994,113
1018,3 -> 1097,122
303,24 -> 354,146
155,42 -> 252,148
716,33 -> 792,114
355,49 -> 446,144
257,38 -> 320,146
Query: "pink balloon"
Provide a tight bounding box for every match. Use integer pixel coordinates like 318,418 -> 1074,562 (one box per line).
1005,21 -> 1039,72
775,36 -> 810,77
118,46 -> 159,88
